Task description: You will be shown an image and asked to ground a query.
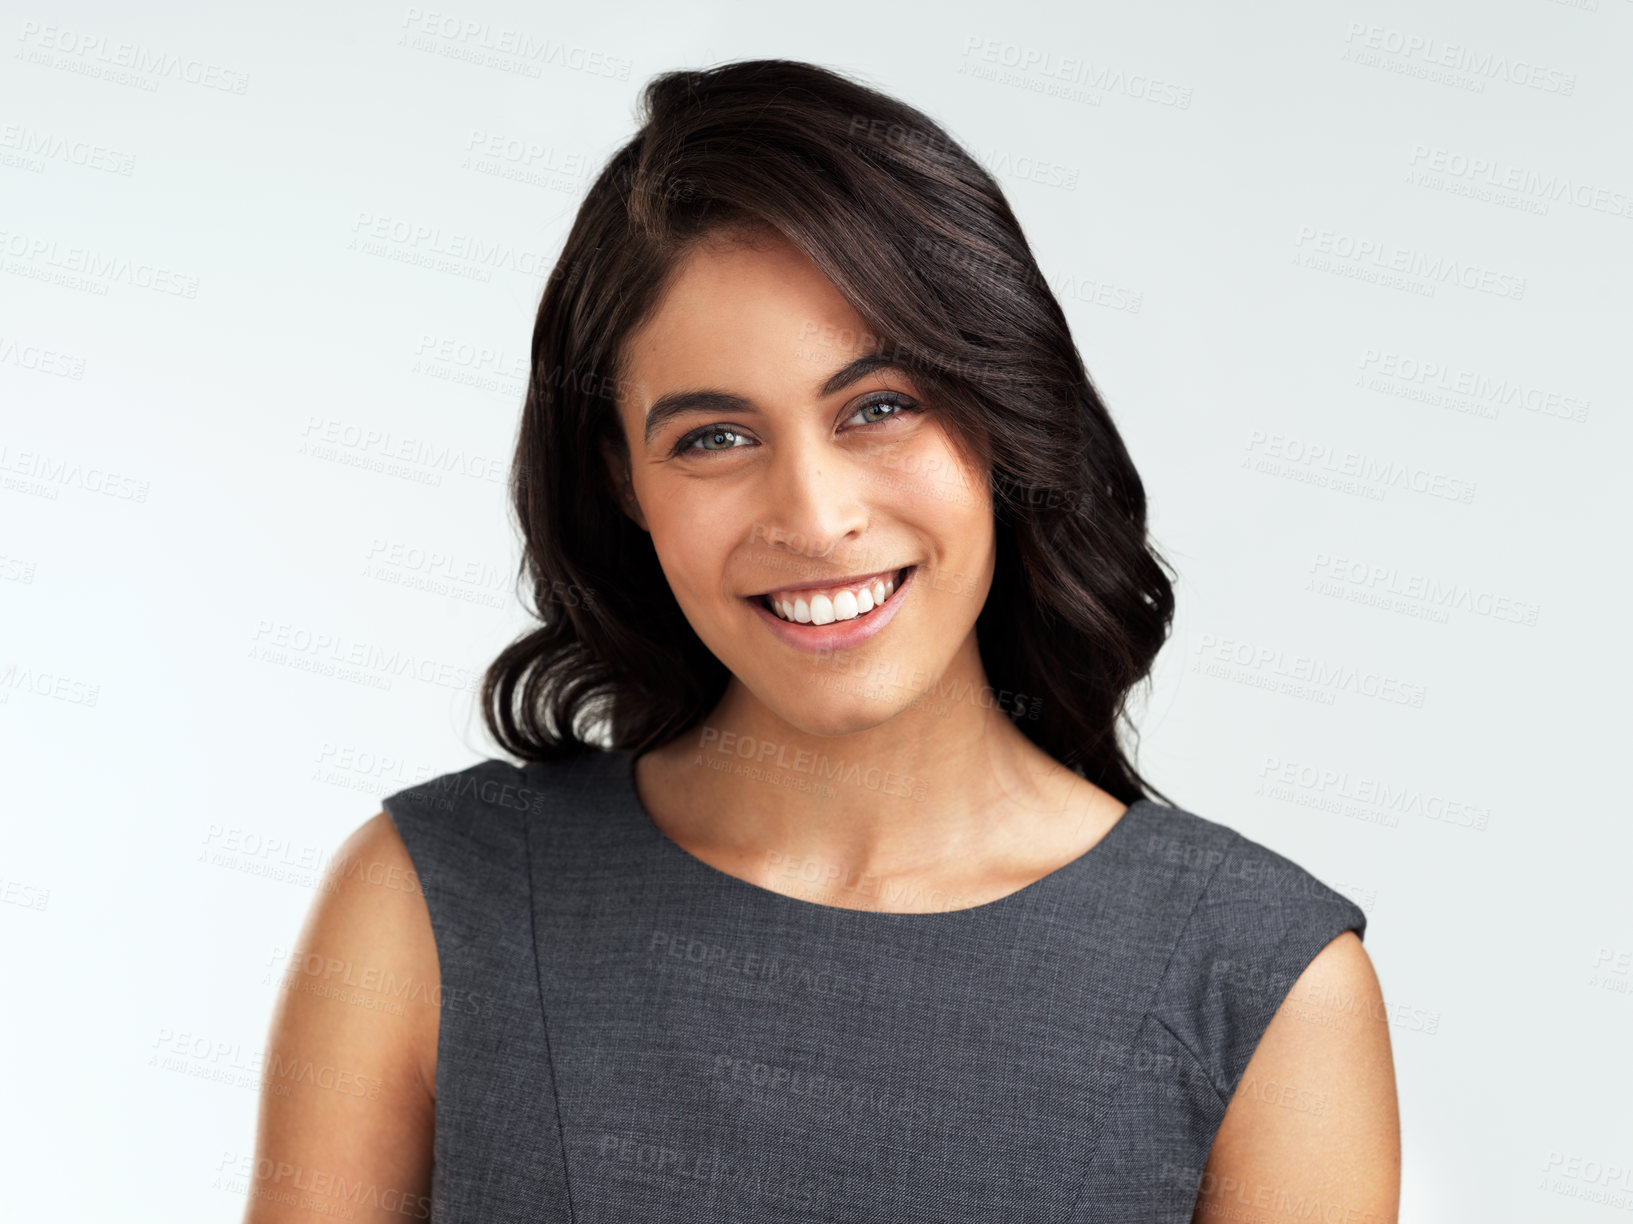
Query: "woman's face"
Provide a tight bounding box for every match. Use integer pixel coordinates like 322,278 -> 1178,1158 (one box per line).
610,225 -> 996,737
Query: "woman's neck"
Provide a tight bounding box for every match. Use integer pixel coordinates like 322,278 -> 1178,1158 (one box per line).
631,661 -> 1128,912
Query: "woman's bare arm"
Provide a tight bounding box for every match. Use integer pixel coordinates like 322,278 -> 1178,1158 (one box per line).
1192,932 -> 1401,1224
242,811 -> 439,1222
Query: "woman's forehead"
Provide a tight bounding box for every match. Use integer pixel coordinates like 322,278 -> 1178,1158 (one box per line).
623,239 -> 882,396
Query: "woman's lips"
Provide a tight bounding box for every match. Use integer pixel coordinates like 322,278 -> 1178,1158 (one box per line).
745,564 -> 916,654
757,565 -> 902,607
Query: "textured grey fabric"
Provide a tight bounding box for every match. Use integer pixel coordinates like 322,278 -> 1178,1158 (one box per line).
381,747 -> 1366,1223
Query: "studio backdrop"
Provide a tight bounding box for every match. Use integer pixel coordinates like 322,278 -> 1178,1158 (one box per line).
2,1 -> 1628,1220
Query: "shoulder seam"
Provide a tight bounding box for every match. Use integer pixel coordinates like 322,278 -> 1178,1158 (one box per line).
1142,822 -> 1243,1101
521,768 -> 579,1221
1148,1010 -> 1227,1110
1060,814 -> 1234,1224
380,756 -> 523,812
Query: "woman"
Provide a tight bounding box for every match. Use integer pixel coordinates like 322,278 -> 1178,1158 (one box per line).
248,59 -> 1400,1223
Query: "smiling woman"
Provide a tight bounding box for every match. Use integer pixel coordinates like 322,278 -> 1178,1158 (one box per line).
596,220 -> 1014,731
247,58 -> 1398,1224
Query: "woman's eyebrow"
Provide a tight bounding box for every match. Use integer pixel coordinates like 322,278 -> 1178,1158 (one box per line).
818,352 -> 907,397
642,353 -> 911,447
642,390 -> 754,448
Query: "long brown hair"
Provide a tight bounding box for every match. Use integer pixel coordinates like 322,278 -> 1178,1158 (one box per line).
481,58 -> 1176,805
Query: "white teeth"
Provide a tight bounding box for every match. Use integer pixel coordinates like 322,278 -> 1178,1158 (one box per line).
764,570 -> 903,624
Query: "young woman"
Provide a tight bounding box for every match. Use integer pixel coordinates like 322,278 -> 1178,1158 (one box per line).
248,59 -> 1399,1224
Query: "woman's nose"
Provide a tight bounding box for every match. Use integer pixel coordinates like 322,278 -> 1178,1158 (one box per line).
755,439 -> 870,559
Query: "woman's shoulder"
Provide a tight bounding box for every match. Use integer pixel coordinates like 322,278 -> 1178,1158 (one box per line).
1127,795 -> 1371,1101
1128,794 -> 1367,935
377,748 -> 623,898
380,749 -> 618,832
369,752 -> 621,1031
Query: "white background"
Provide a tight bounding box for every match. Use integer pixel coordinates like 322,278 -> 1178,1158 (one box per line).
3,1 -> 1630,1219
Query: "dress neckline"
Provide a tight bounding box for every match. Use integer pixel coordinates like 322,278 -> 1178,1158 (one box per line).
610,746 -> 1148,921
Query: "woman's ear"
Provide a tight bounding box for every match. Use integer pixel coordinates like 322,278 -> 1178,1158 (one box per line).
601,440 -> 649,533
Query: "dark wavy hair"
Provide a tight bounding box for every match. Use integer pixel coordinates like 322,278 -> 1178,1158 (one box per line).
480,57 -> 1177,805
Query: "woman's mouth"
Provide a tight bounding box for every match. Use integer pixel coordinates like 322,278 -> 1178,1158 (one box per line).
744,565 -> 918,653
758,566 -> 912,625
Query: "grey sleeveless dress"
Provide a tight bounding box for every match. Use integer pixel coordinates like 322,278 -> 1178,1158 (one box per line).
381,747 -> 1366,1223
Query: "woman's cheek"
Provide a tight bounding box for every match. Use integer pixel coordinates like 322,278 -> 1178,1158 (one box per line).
905,427 -> 987,512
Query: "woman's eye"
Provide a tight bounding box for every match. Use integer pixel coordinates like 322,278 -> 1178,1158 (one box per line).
669,393 -> 921,459
849,393 -> 918,426
672,426 -> 753,457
